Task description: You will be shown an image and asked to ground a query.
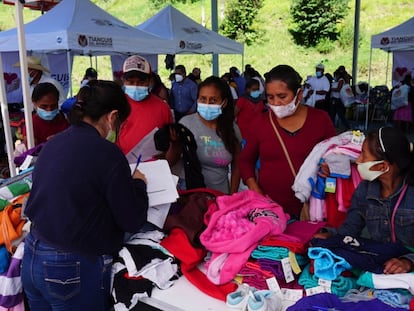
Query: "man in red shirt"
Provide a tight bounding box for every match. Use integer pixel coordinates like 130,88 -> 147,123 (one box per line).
117,55 -> 173,155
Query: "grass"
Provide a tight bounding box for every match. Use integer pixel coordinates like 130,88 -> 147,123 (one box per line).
0,0 -> 413,94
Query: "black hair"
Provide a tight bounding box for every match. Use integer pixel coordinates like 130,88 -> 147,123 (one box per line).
198,76 -> 239,155
175,64 -> 186,74
403,74 -> 412,85
69,80 -> 130,125
31,82 -> 59,102
154,123 -> 205,189
83,67 -> 97,80
245,78 -> 260,91
264,65 -> 302,93
366,127 -> 414,185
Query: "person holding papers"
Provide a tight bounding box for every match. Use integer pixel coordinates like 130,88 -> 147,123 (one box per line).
117,54 -> 173,155
180,76 -> 242,193
22,80 -> 149,310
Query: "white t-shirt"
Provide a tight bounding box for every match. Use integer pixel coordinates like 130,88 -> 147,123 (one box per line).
307,75 -> 330,102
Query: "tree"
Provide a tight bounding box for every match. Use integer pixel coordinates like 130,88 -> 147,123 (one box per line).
220,0 -> 264,46
289,0 -> 350,48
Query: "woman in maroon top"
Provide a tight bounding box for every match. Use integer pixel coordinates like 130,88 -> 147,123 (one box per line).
28,82 -> 69,145
235,78 -> 266,139
239,65 -> 336,218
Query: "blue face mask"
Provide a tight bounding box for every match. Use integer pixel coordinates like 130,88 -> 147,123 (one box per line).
250,90 -> 261,99
316,71 -> 323,78
28,75 -> 34,85
124,85 -> 149,102
197,103 -> 222,121
37,107 -> 59,121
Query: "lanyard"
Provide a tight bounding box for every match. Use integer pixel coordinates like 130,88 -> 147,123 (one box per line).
390,184 -> 408,243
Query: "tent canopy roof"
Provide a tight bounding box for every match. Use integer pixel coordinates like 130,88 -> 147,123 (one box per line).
371,16 -> 414,52
0,0 -> 175,55
137,5 -> 243,55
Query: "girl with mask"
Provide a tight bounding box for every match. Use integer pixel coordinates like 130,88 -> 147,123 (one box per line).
315,127 -> 414,274
239,65 -> 336,218
22,80 -> 149,310
179,76 -> 242,194
27,82 -> 69,145
235,78 -> 265,139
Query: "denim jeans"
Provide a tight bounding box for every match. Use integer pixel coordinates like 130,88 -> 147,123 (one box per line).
22,232 -> 113,311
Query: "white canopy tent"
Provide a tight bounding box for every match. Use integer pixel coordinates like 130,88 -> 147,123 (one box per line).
365,17 -> 414,129
137,4 -> 244,75
0,0 -> 175,55
0,0 -> 175,175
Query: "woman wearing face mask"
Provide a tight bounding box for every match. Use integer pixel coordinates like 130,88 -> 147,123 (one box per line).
25,82 -> 69,145
235,78 -> 265,139
314,127 -> 414,274
239,65 -> 336,218
22,80 -> 149,310
179,76 -> 242,194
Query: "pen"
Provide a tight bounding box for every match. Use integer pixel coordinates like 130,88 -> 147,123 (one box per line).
133,154 -> 142,173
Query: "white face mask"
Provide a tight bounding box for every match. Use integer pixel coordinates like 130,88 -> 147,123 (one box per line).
357,160 -> 389,181
175,74 -> 184,82
268,92 -> 299,118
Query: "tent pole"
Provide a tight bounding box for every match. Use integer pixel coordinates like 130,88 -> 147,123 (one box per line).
67,50 -> 72,97
211,0 -> 219,76
0,53 -> 17,177
351,0 -> 360,86
16,0 -> 35,149
385,51 -> 390,86
365,47 -> 373,131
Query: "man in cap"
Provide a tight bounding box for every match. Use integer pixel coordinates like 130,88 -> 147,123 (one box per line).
170,64 -> 198,122
304,63 -> 331,112
14,56 -> 66,107
117,55 -> 173,155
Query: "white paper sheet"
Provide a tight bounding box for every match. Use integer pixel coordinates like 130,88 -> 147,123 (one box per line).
130,159 -> 179,207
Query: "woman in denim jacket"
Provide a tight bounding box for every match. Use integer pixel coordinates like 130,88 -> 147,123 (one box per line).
316,126 -> 414,274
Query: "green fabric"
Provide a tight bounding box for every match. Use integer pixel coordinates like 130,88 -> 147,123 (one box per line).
8,180 -> 31,197
356,271 -> 375,289
0,198 -> 10,211
299,264 -> 358,297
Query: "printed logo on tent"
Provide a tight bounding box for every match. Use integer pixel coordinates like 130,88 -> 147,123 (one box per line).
91,18 -> 128,30
77,34 -> 113,48
380,36 -> 414,46
380,37 -> 390,45
389,35 -> 414,45
78,35 -> 88,47
182,27 -> 201,34
179,40 -> 202,50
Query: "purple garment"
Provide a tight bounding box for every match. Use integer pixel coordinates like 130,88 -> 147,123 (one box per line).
286,293 -> 407,311
257,258 -> 284,279
14,143 -> 45,166
237,265 -> 268,290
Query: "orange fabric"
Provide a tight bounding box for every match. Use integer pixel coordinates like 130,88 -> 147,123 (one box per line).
0,194 -> 29,252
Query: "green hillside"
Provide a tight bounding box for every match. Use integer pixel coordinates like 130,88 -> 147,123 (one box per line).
0,0 -> 413,92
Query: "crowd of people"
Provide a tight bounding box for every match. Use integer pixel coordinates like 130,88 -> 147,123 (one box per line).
1,54 -> 414,310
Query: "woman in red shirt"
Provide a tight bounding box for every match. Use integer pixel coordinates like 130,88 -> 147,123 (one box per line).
28,82 -> 69,145
239,65 -> 336,218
